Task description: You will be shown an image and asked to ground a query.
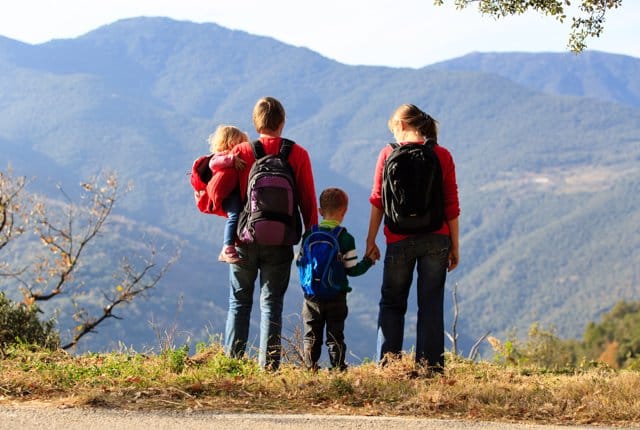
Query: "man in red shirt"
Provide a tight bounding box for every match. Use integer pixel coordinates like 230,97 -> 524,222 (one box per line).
223,96 -> 318,370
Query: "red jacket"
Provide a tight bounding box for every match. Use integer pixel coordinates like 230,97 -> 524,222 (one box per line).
369,141 -> 460,244
232,136 -> 318,230
204,151 -> 239,218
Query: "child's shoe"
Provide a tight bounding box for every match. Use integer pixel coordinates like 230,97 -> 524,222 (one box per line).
218,245 -> 241,264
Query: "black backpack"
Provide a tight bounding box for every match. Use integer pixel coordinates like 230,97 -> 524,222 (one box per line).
381,139 -> 444,234
237,138 -> 302,246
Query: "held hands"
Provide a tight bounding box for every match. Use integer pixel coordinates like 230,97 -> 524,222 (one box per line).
364,239 -> 457,270
365,241 -> 381,263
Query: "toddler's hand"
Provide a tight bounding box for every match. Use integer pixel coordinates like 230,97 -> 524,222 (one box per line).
234,156 -> 246,170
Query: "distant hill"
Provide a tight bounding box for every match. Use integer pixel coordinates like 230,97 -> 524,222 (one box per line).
430,51 -> 640,108
1,17 -> 639,359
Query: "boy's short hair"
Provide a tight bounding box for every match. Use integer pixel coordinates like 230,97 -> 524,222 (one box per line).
253,97 -> 285,133
319,188 -> 348,213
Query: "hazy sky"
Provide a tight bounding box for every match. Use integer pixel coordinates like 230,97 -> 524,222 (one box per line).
1,0 -> 638,68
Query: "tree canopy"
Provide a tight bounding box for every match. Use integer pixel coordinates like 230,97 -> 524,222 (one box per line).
434,0 -> 624,51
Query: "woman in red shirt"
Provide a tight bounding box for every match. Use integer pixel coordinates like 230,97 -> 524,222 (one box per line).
365,103 -> 460,371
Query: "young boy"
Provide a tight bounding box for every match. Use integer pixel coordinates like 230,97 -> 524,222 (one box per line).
301,187 -> 374,371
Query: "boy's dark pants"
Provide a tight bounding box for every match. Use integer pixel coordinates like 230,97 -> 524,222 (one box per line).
302,293 -> 348,370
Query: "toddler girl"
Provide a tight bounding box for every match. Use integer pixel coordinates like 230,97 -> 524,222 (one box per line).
208,125 -> 248,264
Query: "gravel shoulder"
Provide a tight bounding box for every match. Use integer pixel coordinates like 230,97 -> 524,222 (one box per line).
0,403 -> 630,430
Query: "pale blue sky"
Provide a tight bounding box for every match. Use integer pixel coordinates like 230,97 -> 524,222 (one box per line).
1,0 -> 638,68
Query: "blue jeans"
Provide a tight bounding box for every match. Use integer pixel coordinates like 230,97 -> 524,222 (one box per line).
222,188 -> 242,246
376,233 -> 450,367
224,243 -> 293,369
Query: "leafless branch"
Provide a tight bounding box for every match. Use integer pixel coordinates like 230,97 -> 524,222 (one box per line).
445,282 -> 460,355
469,330 -> 492,361
24,175 -> 117,304
0,171 -> 28,253
61,246 -> 176,350
2,170 -> 176,351
281,319 -> 305,367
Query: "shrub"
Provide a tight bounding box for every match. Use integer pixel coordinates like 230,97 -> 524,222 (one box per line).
583,301 -> 640,368
489,323 -> 578,370
162,344 -> 190,373
0,292 -> 59,353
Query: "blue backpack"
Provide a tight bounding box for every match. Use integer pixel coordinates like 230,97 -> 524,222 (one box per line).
296,226 -> 345,299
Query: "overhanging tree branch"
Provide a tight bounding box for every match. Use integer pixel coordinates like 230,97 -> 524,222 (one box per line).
433,0 -> 624,52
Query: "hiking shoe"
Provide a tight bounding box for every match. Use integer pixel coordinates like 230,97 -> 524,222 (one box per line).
218,246 -> 241,264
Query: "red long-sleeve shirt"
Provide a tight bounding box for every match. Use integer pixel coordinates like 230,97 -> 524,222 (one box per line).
205,150 -> 239,218
369,142 -> 460,244
232,136 -> 318,230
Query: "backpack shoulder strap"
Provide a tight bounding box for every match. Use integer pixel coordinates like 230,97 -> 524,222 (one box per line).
279,138 -> 296,160
251,139 -> 266,159
388,142 -> 400,150
330,227 -> 345,257
330,227 -> 345,246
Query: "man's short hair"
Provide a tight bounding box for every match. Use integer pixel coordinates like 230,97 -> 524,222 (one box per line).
252,96 -> 285,133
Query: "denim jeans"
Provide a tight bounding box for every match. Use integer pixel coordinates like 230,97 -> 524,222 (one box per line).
302,293 -> 348,370
224,243 -> 293,369
376,233 -> 450,367
222,188 -> 242,246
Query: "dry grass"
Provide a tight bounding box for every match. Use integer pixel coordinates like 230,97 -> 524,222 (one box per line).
1,345 -> 639,426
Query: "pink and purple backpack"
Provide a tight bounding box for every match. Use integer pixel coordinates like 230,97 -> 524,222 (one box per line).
237,139 -> 302,246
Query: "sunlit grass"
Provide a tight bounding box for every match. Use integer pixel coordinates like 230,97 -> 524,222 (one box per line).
1,344 -> 639,426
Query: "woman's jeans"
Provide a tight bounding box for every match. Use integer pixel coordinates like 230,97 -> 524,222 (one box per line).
222,188 -> 242,246
224,243 -> 293,370
376,233 -> 451,367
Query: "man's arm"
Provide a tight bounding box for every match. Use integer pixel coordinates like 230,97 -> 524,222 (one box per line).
294,148 -> 318,229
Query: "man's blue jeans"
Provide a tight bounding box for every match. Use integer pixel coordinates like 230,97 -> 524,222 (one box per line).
224,243 -> 293,369
376,233 -> 450,368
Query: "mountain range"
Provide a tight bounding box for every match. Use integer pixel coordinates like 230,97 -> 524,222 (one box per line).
1,17 -> 639,360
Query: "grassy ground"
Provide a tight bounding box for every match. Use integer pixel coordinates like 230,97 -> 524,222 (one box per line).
1,344 -> 639,427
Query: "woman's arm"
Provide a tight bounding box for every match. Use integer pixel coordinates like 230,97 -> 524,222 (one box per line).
294,148 -> 319,229
365,147 -> 389,262
365,204 -> 383,262
447,216 -> 459,272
